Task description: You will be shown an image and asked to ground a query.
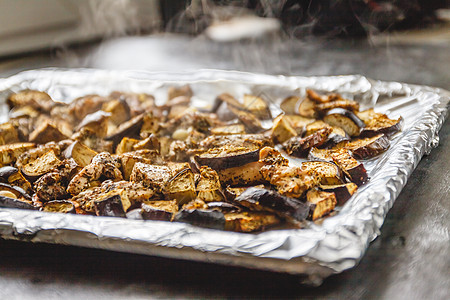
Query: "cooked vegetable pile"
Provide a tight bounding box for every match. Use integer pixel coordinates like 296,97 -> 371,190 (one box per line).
0,87 -> 402,232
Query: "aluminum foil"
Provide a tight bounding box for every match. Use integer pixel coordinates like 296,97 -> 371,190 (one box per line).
0,69 -> 448,285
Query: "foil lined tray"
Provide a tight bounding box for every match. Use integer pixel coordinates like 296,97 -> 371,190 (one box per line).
0,69 -> 448,285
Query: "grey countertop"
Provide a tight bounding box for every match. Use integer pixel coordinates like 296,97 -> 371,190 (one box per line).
0,32 -> 448,299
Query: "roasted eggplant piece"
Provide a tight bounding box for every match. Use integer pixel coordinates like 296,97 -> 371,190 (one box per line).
297,97 -> 318,118
196,166 -> 224,202
357,109 -> 403,137
284,127 -> 332,157
207,201 -> 240,212
224,211 -> 280,232
315,99 -> 360,115
63,140 -> 97,167
173,208 -> 226,230
21,150 -> 61,181
335,134 -> 390,159
7,90 -> 54,112
129,162 -> 171,193
260,164 -> 319,198
243,94 -> 272,120
305,120 -> 330,137
234,187 -> 310,223
164,168 -> 196,205
199,134 -> 272,150
0,142 -> 35,166
76,110 -> 111,138
105,113 -> 145,147
0,195 -> 35,210
306,89 -> 340,104
280,96 -> 300,115
41,200 -> 76,214
218,161 -> 265,187
271,114 -> 297,144
324,126 -> 351,148
94,189 -> 131,217
301,161 -> 344,185
168,85 -> 193,100
229,106 -> 264,133
306,188 -> 337,221
102,99 -> 131,125
0,166 -> 32,194
320,183 -> 358,205
308,148 -> 368,186
194,146 -> 260,171
211,124 -> 246,136
0,182 -> 31,200
29,121 -> 69,144
0,123 -> 20,145
323,108 -> 365,137
141,200 -> 178,221
284,115 -> 315,134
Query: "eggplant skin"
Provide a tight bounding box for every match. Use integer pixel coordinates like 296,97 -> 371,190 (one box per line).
284,127 -> 332,157
337,134 -> 390,159
141,205 -> 174,221
94,194 -> 127,218
194,148 -> 260,171
320,183 -> 358,205
173,209 -> 226,230
0,195 -> 35,210
234,187 -> 310,222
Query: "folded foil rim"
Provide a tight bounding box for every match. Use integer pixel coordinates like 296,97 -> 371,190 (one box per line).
0,68 -> 448,284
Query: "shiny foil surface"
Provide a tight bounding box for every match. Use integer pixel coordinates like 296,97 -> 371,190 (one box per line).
0,69 -> 448,284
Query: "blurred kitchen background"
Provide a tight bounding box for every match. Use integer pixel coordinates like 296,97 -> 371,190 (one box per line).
0,0 -> 449,89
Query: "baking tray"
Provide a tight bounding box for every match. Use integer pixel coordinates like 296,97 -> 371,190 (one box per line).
0,68 -> 448,285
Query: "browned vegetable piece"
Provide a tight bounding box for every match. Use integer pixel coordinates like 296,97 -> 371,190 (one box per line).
0,182 -> 31,200
280,96 -> 300,114
7,90 -> 54,112
0,193 -> 35,210
320,183 -> 358,205
132,135 -> 160,151
229,106 -> 264,133
71,128 -> 113,153
306,89 -> 341,104
224,211 -> 280,232
357,109 -> 403,137
196,166 -> 224,202
305,120 -> 330,136
173,208 -> 226,230
306,188 -> 337,220
297,97 -> 318,118
21,150 -> 61,181
105,113 -> 145,147
29,121 -> 68,144
212,93 -> 246,112
234,187 -> 310,223
207,201 -> 240,212
271,114 -> 297,144
316,99 -> 360,115
218,161 -> 265,187
76,111 -> 111,138
94,189 -> 131,217
68,95 -> 108,121
335,134 -> 390,159
0,166 -> 32,194
168,85 -> 193,100
324,126 -> 351,148
194,146 -> 260,171
323,108 -> 365,137
284,127 -> 332,157
243,94 -> 272,119
102,99 -> 131,125
284,115 -> 315,134
63,141 -> 97,167
301,161 -> 344,185
211,124 -> 246,135
0,123 -> 20,145
260,164 -> 319,198
41,200 -> 76,214
130,162 -> 171,193
141,200 -> 178,221
199,134 -> 272,150
308,148 -> 368,186
164,168 -> 196,205
115,137 -> 140,154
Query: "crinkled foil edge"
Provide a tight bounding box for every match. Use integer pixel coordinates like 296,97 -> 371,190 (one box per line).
0,69 -> 448,284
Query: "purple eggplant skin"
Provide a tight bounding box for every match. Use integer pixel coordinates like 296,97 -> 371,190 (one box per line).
0,182 -> 31,200
207,201 -> 241,213
324,108 -> 366,136
141,204 -> 174,221
173,209 -> 226,230
359,117 -> 404,138
105,113 -> 145,147
194,148 -> 260,171
94,194 -> 126,218
126,208 -> 144,220
0,166 -> 19,180
0,195 -> 35,210
234,187 -> 310,222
